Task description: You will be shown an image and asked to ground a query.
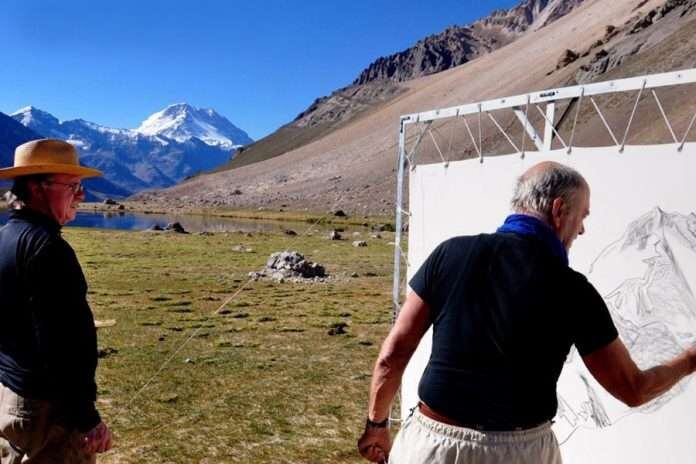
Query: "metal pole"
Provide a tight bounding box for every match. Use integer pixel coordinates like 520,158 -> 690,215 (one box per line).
392,118 -> 408,323
543,103 -> 556,151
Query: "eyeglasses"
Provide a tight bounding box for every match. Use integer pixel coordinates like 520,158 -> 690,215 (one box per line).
41,180 -> 84,194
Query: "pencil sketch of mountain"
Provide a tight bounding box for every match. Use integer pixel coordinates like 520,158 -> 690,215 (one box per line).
579,373 -> 611,427
555,207 -> 696,443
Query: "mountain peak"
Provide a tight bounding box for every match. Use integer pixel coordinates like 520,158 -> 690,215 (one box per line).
10,106 -> 60,127
10,106 -> 63,137
136,103 -> 253,149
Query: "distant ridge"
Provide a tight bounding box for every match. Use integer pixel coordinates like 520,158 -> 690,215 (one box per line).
354,0 -> 587,85
224,0 -> 586,171
11,105 -> 253,199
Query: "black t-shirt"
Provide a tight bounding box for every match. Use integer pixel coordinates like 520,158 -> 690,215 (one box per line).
410,233 -> 618,429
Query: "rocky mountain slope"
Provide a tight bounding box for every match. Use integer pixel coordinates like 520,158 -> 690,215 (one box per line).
139,0 -> 696,215
222,0 -> 586,171
354,0 -> 587,85
11,105 -> 252,199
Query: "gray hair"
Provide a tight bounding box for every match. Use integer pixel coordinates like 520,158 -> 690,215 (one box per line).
4,175 -> 47,210
511,163 -> 587,217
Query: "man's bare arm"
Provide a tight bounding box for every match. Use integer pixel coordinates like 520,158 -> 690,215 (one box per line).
367,292 -> 432,421
358,292 -> 432,463
582,338 -> 696,407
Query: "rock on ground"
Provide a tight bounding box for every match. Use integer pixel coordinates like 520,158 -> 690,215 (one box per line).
250,251 -> 327,282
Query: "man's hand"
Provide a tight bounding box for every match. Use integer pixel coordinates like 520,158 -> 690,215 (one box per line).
358,426 -> 391,463
81,421 -> 113,454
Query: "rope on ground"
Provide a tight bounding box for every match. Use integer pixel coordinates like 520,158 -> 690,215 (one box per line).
113,278 -> 255,418
111,193 -> 352,427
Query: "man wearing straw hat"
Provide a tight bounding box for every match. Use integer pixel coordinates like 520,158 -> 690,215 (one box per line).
0,139 -> 112,463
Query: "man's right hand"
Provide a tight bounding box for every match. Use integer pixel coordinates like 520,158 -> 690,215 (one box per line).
81,421 -> 113,454
358,426 -> 391,463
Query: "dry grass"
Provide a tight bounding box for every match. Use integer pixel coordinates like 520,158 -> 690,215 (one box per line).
66,226 -> 395,463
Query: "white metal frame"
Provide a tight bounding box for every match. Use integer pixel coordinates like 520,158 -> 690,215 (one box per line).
392,68 -> 696,321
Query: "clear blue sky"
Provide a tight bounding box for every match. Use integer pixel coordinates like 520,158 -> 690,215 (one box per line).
0,0 -> 519,139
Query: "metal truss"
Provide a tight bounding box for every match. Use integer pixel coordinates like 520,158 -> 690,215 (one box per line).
392,68 -> 696,317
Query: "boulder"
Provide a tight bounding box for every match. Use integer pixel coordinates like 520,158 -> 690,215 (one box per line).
556,49 -> 579,69
327,322 -> 348,336
165,222 -> 187,234
257,251 -> 327,281
371,223 -> 395,232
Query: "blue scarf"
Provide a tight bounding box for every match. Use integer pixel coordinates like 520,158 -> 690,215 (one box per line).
496,214 -> 568,266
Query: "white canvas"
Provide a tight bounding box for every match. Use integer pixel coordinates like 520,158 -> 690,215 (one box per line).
403,143 -> 696,463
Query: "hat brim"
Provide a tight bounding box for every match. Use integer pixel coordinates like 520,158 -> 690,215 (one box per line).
0,164 -> 102,180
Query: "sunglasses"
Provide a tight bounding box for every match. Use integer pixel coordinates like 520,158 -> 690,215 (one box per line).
42,180 -> 84,194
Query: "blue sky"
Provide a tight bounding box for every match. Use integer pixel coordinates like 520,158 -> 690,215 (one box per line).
0,0 -> 519,139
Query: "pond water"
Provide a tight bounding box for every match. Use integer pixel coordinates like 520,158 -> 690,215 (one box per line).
0,210 -> 334,234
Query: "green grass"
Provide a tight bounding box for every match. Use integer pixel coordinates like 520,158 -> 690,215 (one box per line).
66,226 -> 396,463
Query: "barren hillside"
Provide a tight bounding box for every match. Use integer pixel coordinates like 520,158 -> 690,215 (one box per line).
216,0 -> 586,171
137,0 -> 696,215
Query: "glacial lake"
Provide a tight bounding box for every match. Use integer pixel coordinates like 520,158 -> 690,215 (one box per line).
0,210 -> 337,234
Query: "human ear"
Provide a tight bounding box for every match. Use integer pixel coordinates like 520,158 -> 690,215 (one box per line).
551,197 -> 565,230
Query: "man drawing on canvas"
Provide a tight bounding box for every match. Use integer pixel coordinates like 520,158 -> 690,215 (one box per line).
358,161 -> 696,463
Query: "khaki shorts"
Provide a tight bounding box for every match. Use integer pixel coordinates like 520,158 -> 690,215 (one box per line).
0,383 -> 95,464
389,409 -> 562,464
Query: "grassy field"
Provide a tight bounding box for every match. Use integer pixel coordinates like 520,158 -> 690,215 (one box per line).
66,224 -> 396,463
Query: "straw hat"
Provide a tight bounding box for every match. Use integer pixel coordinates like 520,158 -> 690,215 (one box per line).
0,139 -> 102,179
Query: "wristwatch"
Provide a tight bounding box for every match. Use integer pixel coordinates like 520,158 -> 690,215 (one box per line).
366,417 -> 390,428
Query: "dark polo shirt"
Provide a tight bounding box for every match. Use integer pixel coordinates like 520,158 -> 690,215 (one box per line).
411,233 -> 617,429
0,208 -> 100,432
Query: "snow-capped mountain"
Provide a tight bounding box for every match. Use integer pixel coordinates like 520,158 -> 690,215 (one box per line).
10,105 -> 252,199
136,103 -> 253,150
